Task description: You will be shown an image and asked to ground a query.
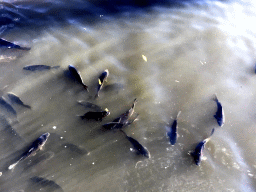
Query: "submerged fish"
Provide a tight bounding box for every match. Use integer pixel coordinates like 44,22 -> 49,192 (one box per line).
77,101 -> 103,112
213,94 -> 225,127
68,65 -> 88,91
166,111 -> 181,145
190,128 -> 215,166
8,132 -> 50,170
0,38 -> 30,50
0,96 -> 17,119
95,69 -> 109,98
121,130 -> 150,158
81,108 -> 110,121
7,92 -> 31,109
30,176 -> 64,192
23,65 -> 60,71
102,99 -> 137,130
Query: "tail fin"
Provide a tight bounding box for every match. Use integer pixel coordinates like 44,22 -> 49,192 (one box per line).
176,111 -> 181,119
8,160 -> 20,170
52,66 -> 60,69
213,93 -> 218,102
119,129 -> 127,137
204,128 -> 215,143
18,46 -> 31,51
83,84 -> 89,92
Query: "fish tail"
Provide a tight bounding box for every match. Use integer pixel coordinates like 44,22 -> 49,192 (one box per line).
210,128 -> 215,137
119,129 -> 127,137
94,92 -> 99,99
52,66 -> 60,69
19,46 -> 31,51
24,104 -> 31,109
8,158 -> 22,170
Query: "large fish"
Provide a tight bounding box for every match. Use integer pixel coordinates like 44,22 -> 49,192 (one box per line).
121,130 -> 150,158
166,111 -> 181,145
68,65 -> 88,91
77,101 -> 103,112
7,92 -> 31,109
95,69 -> 109,98
213,94 -> 225,127
8,132 -> 50,170
190,128 -> 215,166
80,108 -> 110,121
0,38 -> 30,50
23,65 -> 60,71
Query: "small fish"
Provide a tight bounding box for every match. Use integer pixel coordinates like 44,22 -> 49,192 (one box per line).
103,113 -> 139,130
77,101 -> 103,112
190,128 -> 215,166
81,108 -> 110,121
102,83 -> 124,92
30,176 -> 64,192
62,143 -> 87,156
7,92 -> 31,109
68,65 -> 88,91
0,96 -> 17,119
166,111 -> 181,145
8,132 -> 50,170
0,38 -> 30,50
121,130 -> 150,158
117,98 -> 137,124
213,94 -> 225,127
23,65 -> 60,71
95,69 -> 109,98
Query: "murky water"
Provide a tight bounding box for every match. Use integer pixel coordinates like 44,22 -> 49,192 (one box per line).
0,0 -> 256,191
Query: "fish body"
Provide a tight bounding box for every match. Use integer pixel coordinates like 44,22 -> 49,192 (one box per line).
30,176 -> 64,192
166,111 -> 181,145
190,128 -> 215,166
23,65 -> 60,71
95,69 -> 109,98
8,132 -> 50,170
118,98 -> 137,124
7,92 -> 31,109
0,96 -> 17,118
0,38 -> 30,50
213,94 -> 225,127
121,130 -> 150,158
81,109 -> 110,121
68,65 -> 88,91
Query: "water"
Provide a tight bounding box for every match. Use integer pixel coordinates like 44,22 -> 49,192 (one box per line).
0,0 -> 256,191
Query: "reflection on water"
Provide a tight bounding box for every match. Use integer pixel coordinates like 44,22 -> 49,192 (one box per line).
1,0 -> 256,191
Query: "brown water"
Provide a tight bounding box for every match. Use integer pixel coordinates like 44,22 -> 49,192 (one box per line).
0,0 -> 256,191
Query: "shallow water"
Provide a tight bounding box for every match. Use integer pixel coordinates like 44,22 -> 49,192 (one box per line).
0,0 -> 256,191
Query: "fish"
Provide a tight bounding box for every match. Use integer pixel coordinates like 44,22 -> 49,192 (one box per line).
0,38 -> 31,50
0,96 -> 17,119
95,69 -> 109,98
62,143 -> 87,156
30,176 -> 64,192
121,130 -> 150,158
7,92 -> 31,109
213,94 -> 225,127
23,65 -> 60,71
81,108 -> 110,121
190,128 -> 215,166
166,111 -> 181,145
8,132 -> 50,170
102,113 -> 139,130
77,101 -> 103,112
68,65 -> 88,91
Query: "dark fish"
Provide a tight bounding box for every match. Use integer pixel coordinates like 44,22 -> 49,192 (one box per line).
166,111 -> 181,145
81,108 -> 110,121
102,83 -> 124,92
103,113 -> 139,130
190,128 -> 215,166
117,98 -> 137,124
23,65 -> 60,71
77,101 -> 103,112
0,96 -> 17,119
7,92 -> 31,109
0,38 -> 30,50
121,130 -> 150,158
213,94 -> 225,127
68,65 -> 88,91
30,176 -> 64,192
95,69 -> 109,98
8,132 -> 50,170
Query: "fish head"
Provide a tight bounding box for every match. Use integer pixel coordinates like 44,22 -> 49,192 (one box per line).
103,108 -> 110,117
